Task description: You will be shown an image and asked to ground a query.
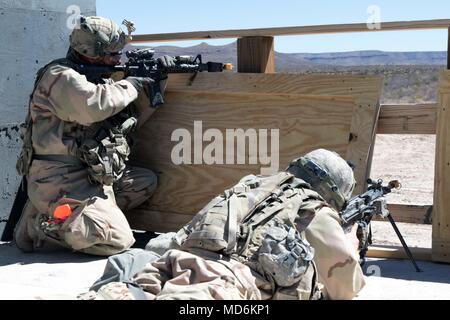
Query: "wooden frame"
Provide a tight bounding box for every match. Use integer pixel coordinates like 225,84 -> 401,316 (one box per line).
131,19 -> 450,43
130,19 -> 450,263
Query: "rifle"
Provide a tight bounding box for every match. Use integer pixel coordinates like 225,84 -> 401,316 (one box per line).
76,48 -> 233,108
340,178 -> 422,272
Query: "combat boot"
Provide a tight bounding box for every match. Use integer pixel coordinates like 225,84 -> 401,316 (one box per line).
13,200 -> 39,253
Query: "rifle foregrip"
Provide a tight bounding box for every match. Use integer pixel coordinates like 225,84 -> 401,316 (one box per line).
148,80 -> 165,108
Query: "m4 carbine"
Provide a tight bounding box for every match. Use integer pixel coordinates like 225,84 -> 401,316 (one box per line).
340,178 -> 422,272
77,48 -> 233,108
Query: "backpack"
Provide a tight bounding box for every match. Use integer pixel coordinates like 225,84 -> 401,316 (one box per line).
176,172 -> 326,291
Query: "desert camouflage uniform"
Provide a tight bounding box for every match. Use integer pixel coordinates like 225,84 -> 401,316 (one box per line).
305,205 -> 365,299
13,16 -> 158,256
132,249 -> 261,300
79,249 -> 260,300
16,61 -> 157,256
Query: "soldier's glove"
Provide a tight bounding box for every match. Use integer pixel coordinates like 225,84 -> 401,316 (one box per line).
157,55 -> 177,69
125,76 -> 154,94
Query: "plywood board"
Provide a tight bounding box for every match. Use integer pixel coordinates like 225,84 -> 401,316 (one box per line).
432,70 -> 450,263
166,73 -> 383,194
128,91 -> 355,232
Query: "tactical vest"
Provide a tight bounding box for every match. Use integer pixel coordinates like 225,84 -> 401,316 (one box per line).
76,111 -> 136,186
175,172 -> 327,299
16,59 -> 136,186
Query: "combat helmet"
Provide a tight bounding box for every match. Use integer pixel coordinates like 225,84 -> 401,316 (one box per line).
69,16 -> 132,58
286,149 -> 356,211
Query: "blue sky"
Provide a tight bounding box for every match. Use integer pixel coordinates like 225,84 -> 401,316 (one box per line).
97,0 -> 450,53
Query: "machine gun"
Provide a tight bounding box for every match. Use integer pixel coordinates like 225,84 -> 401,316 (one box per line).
76,48 -> 233,108
340,178 -> 422,272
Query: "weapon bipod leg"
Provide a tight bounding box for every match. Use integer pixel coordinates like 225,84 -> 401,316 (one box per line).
387,213 -> 422,272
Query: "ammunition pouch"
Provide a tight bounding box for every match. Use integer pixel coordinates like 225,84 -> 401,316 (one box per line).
258,225 -> 314,287
77,117 -> 137,186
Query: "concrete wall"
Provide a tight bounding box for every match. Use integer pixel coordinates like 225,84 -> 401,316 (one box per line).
0,0 -> 96,236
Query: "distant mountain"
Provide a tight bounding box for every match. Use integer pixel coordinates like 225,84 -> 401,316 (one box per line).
124,42 -> 447,70
123,42 -> 446,104
284,50 -> 447,66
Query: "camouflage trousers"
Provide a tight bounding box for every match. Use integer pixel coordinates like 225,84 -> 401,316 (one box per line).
82,249 -> 262,300
16,160 -> 157,256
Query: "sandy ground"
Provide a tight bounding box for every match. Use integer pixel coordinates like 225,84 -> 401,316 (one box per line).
371,221 -> 432,248
0,242 -> 106,300
1,242 -> 449,300
371,134 -> 435,205
368,134 -> 435,248
356,258 -> 450,300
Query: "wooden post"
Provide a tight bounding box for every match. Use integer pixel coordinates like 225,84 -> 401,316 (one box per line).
432,71 -> 450,263
448,28 -> 450,70
237,36 -> 275,73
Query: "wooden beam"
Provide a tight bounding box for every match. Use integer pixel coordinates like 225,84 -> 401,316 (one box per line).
377,104 -> 437,134
373,204 -> 433,224
367,245 -> 432,261
131,19 -> 450,43
433,70 -> 450,263
237,36 -> 275,73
